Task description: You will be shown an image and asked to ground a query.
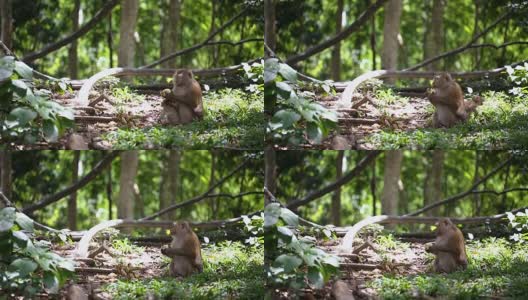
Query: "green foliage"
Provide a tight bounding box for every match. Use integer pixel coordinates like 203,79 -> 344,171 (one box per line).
0,56 -> 74,145
241,213 -> 264,246
264,203 -> 339,290
375,234 -> 409,251
265,58 -> 337,146
112,238 -> 145,255
0,207 -> 75,297
369,238 -> 528,299
104,241 -> 264,300
105,88 -> 264,149
506,63 -> 528,97
506,209 -> 528,243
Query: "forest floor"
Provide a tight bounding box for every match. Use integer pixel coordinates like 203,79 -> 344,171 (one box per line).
278,235 -> 528,299
316,89 -> 528,150
32,84 -> 264,150
52,238 -> 263,299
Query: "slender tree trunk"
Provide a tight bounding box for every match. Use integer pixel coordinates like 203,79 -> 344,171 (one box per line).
264,147 -> 277,204
118,0 -> 139,68
371,159 -> 377,215
472,152 -> 481,215
331,0 -> 344,81
381,0 -> 403,84
133,183 -> 143,217
108,13 -> 114,68
424,0 -> 445,71
161,0 -> 181,68
264,0 -> 276,53
68,152 -> 80,230
331,151 -> 344,226
208,151 -> 217,219
0,0 -> 13,49
0,150 -> 12,204
118,151 -> 139,222
68,0 -> 80,79
381,150 -> 403,220
107,165 -> 113,219
423,150 -> 444,216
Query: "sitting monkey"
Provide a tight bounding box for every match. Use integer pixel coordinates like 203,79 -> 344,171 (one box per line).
426,218 -> 468,273
160,69 -> 204,125
161,221 -> 203,277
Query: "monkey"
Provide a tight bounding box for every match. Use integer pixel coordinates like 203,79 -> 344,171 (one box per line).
160,69 -> 203,125
432,95 -> 483,128
425,218 -> 468,273
161,221 -> 203,277
428,72 -> 467,121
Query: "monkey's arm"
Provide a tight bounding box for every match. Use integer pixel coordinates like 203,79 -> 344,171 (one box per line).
161,247 -> 194,257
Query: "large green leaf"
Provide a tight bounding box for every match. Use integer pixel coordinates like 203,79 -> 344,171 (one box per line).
307,267 -> 324,289
12,230 -> 29,248
15,61 -> 33,80
264,203 -> 281,228
9,258 -> 38,276
264,58 -> 279,83
272,109 -> 301,129
15,212 -> 34,231
307,122 -> 323,144
43,271 -> 59,293
43,120 -> 59,142
278,63 -> 298,82
274,254 -> 302,272
8,107 -> 37,126
280,207 -> 298,227
0,207 -> 16,232
11,79 -> 30,97
0,56 -> 15,81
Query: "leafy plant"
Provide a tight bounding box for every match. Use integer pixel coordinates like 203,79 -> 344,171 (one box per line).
0,56 -> 74,145
506,63 -> 528,97
112,238 -> 145,255
506,209 -> 528,242
242,60 -> 264,94
0,207 -> 75,297
241,213 -> 264,246
264,203 -> 339,290
265,58 -> 337,146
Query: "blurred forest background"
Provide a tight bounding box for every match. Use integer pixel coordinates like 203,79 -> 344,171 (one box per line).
272,151 -> 528,226
0,150 -> 263,230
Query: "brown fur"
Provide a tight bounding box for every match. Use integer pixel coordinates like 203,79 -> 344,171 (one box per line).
426,218 -> 468,273
161,221 -> 203,277
160,69 -> 203,125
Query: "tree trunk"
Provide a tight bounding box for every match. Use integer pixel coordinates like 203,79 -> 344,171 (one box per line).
381,0 -> 403,84
472,152 -> 481,215
423,150 -> 444,217
0,150 -> 12,205
106,165 -> 113,219
118,151 -> 139,221
68,152 -> 80,230
424,0 -> 445,71
264,146 -> 276,204
107,13 -> 114,68
0,0 -> 13,49
160,151 -> 180,221
264,0 -> 276,53
68,0 -> 80,79
381,150 -> 403,219
208,151 -> 218,219
118,0 -> 139,68
331,0 -> 344,81
331,151 -> 344,226
370,159 -> 377,215
160,0 -> 181,68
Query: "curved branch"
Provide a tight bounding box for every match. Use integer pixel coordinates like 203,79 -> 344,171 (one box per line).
23,151 -> 121,214
287,151 -> 381,209
0,192 -> 58,232
141,7 -> 250,69
22,0 -> 120,63
285,0 -> 388,65
405,157 -> 513,217
205,38 -> 263,47
75,58 -> 261,105
404,10 -> 514,71
338,206 -> 528,253
141,158 -> 252,220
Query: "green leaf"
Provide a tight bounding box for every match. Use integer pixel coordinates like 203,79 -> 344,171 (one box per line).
0,207 -> 16,231
12,79 -> 30,97
15,212 -> 34,231
8,107 -> 37,126
272,109 -> 301,129
43,120 -> 59,142
9,258 -> 38,276
275,81 -> 292,93
264,203 -> 281,228
264,58 -> 279,83
307,122 -> 323,144
278,63 -> 298,82
274,254 -> 302,272
43,271 -> 59,293
58,259 -> 75,272
0,56 -> 15,81
323,255 -> 340,268
15,61 -> 33,80
277,226 -> 293,240
280,207 -> 299,227
0,231 -> 14,256
307,267 -> 324,289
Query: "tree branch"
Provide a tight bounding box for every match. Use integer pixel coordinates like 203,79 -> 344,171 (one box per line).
285,0 -> 388,65
286,151 -> 381,210
0,192 -> 58,232
22,0 -> 120,63
141,158 -> 253,220
405,157 -> 513,217
22,151 -> 121,214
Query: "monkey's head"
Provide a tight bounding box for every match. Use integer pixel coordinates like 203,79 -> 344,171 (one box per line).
432,72 -> 453,88
174,69 -> 194,86
435,218 -> 455,236
170,221 -> 192,236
